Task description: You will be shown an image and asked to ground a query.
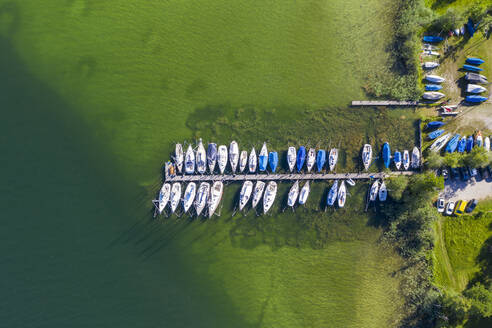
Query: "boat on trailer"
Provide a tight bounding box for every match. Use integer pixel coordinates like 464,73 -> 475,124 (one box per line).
306,148 -> 316,172
251,181 -> 265,208
217,145 -> 228,174
238,181 -> 253,211
195,182 -> 210,216
287,181 -> 299,207
239,150 -> 248,173
249,147 -> 257,173
229,141 -> 239,173
263,182 -> 277,214
183,182 -> 197,213
287,147 -> 296,172
208,181 -> 224,218
298,181 -> 310,205
362,144 -> 372,171
329,148 -> 338,172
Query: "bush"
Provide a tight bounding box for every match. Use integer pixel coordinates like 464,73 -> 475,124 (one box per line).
386,176 -> 409,201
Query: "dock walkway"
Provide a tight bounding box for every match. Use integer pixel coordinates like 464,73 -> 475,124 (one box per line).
351,100 -> 419,107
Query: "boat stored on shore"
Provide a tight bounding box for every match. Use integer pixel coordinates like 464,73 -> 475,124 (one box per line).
403,150 -> 410,170
382,142 -> 391,168
465,72 -> 488,84
428,129 -> 445,140
466,95 -> 488,103
466,135 -> 474,152
457,136 -> 466,153
467,84 -> 487,93
423,92 -> 445,100
394,151 -> 401,170
423,62 -> 439,69
445,134 -> 461,153
423,36 -> 443,43
430,133 -> 451,152
425,84 -> 442,91
411,147 -> 420,169
426,121 -> 445,129
466,57 -> 484,65
425,74 -> 445,83
463,64 -> 483,72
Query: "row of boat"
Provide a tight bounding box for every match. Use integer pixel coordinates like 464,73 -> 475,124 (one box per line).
156,177 -> 362,217
380,142 -> 420,170
429,130 -> 491,153
423,73 -> 489,103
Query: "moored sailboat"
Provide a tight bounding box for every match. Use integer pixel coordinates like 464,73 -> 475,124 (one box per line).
208,181 -> 224,218
238,181 -> 253,211
263,182 -> 277,214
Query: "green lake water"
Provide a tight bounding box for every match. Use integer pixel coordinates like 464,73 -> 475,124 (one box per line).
1,1 -> 416,327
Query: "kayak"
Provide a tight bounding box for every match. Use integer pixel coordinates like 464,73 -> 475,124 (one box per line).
466,135 -> 474,152
428,129 -> 445,140
445,134 -> 461,153
466,57 -> 484,65
466,95 -> 488,103
463,64 -> 483,72
425,84 -> 442,91
382,142 -> 391,168
296,146 -> 306,172
268,152 -> 279,173
423,36 -> 443,43
426,121 -> 445,129
457,136 -> 467,153
316,149 -> 326,172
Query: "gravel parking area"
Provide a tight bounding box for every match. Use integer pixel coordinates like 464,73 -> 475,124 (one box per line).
442,174 -> 492,202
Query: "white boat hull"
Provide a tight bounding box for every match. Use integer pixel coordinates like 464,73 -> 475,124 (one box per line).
195,182 -> 210,216
263,182 -> 277,214
239,181 -> 253,211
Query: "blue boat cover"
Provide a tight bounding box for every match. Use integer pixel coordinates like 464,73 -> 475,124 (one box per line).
445,134 -> 461,153
394,151 -> 401,164
207,143 -> 217,161
428,129 -> 445,140
268,152 -> 278,172
426,121 -> 445,129
259,153 -> 268,171
463,64 -> 483,72
382,143 -> 391,168
466,57 -> 484,65
466,95 -> 488,103
423,36 -> 443,43
457,137 -> 466,153
297,146 -> 306,172
425,84 -> 442,91
466,136 -> 474,152
316,150 -> 326,172
467,19 -> 475,37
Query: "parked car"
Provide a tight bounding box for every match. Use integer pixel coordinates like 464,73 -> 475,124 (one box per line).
461,167 -> 470,181
437,198 -> 445,213
465,199 -> 478,213
445,202 -> 455,216
442,168 -> 449,180
454,200 -> 468,216
469,167 -> 478,178
451,167 -> 460,180
487,166 -> 492,177
482,167 -> 489,179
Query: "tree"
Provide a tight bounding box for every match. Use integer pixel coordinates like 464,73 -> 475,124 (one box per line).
386,176 -> 409,201
464,147 -> 490,168
440,292 -> 470,326
432,8 -> 465,31
442,152 -> 462,168
463,283 -> 492,319
426,151 -> 443,169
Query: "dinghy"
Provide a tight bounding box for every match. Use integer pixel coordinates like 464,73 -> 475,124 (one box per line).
208,181 -> 224,218
403,150 -> 410,170
238,181 -> 253,211
196,139 -> 206,174
329,148 -> 338,172
369,180 -> 379,201
441,105 -> 458,113
287,147 -> 296,172
466,135 -> 474,152
258,143 -> 268,172
229,141 -> 239,173
484,137 -> 490,151
411,147 -> 420,169
316,149 -> 326,172
170,183 -> 182,213
423,36 -> 443,43
326,180 -> 338,206
287,181 -> 299,207
445,134 -> 461,153
157,183 -> 171,214
466,95 -> 488,103
195,182 -> 210,216
217,145 -> 228,174
337,181 -> 346,208
239,150 -> 248,173
185,144 -> 195,174
382,142 -> 391,168
394,150 -> 402,170
465,72 -> 488,84
362,144 -> 372,171
263,182 -> 277,214
467,84 -> 487,93
306,148 -> 316,172
457,136 -> 467,153
251,181 -> 265,208
249,147 -> 257,173
208,181 -> 223,218
423,92 -> 445,100
297,146 -> 306,172
175,143 -> 184,173
428,129 -> 445,140
183,182 -> 196,213
378,181 -> 387,202
298,181 -> 310,205
207,143 -> 217,173
426,121 -> 445,129
463,64 -> 483,72
476,131 -> 483,147
268,152 -> 279,172
423,62 -> 439,69
430,133 -> 451,152
346,178 -> 355,187
425,84 -> 442,91
466,57 -> 484,65
425,75 -> 445,83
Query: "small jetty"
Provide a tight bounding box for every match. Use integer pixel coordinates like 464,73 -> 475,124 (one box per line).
351,100 -> 419,107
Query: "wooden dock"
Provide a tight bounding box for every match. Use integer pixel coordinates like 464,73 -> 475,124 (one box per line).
164,163 -> 416,182
351,100 -> 419,107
